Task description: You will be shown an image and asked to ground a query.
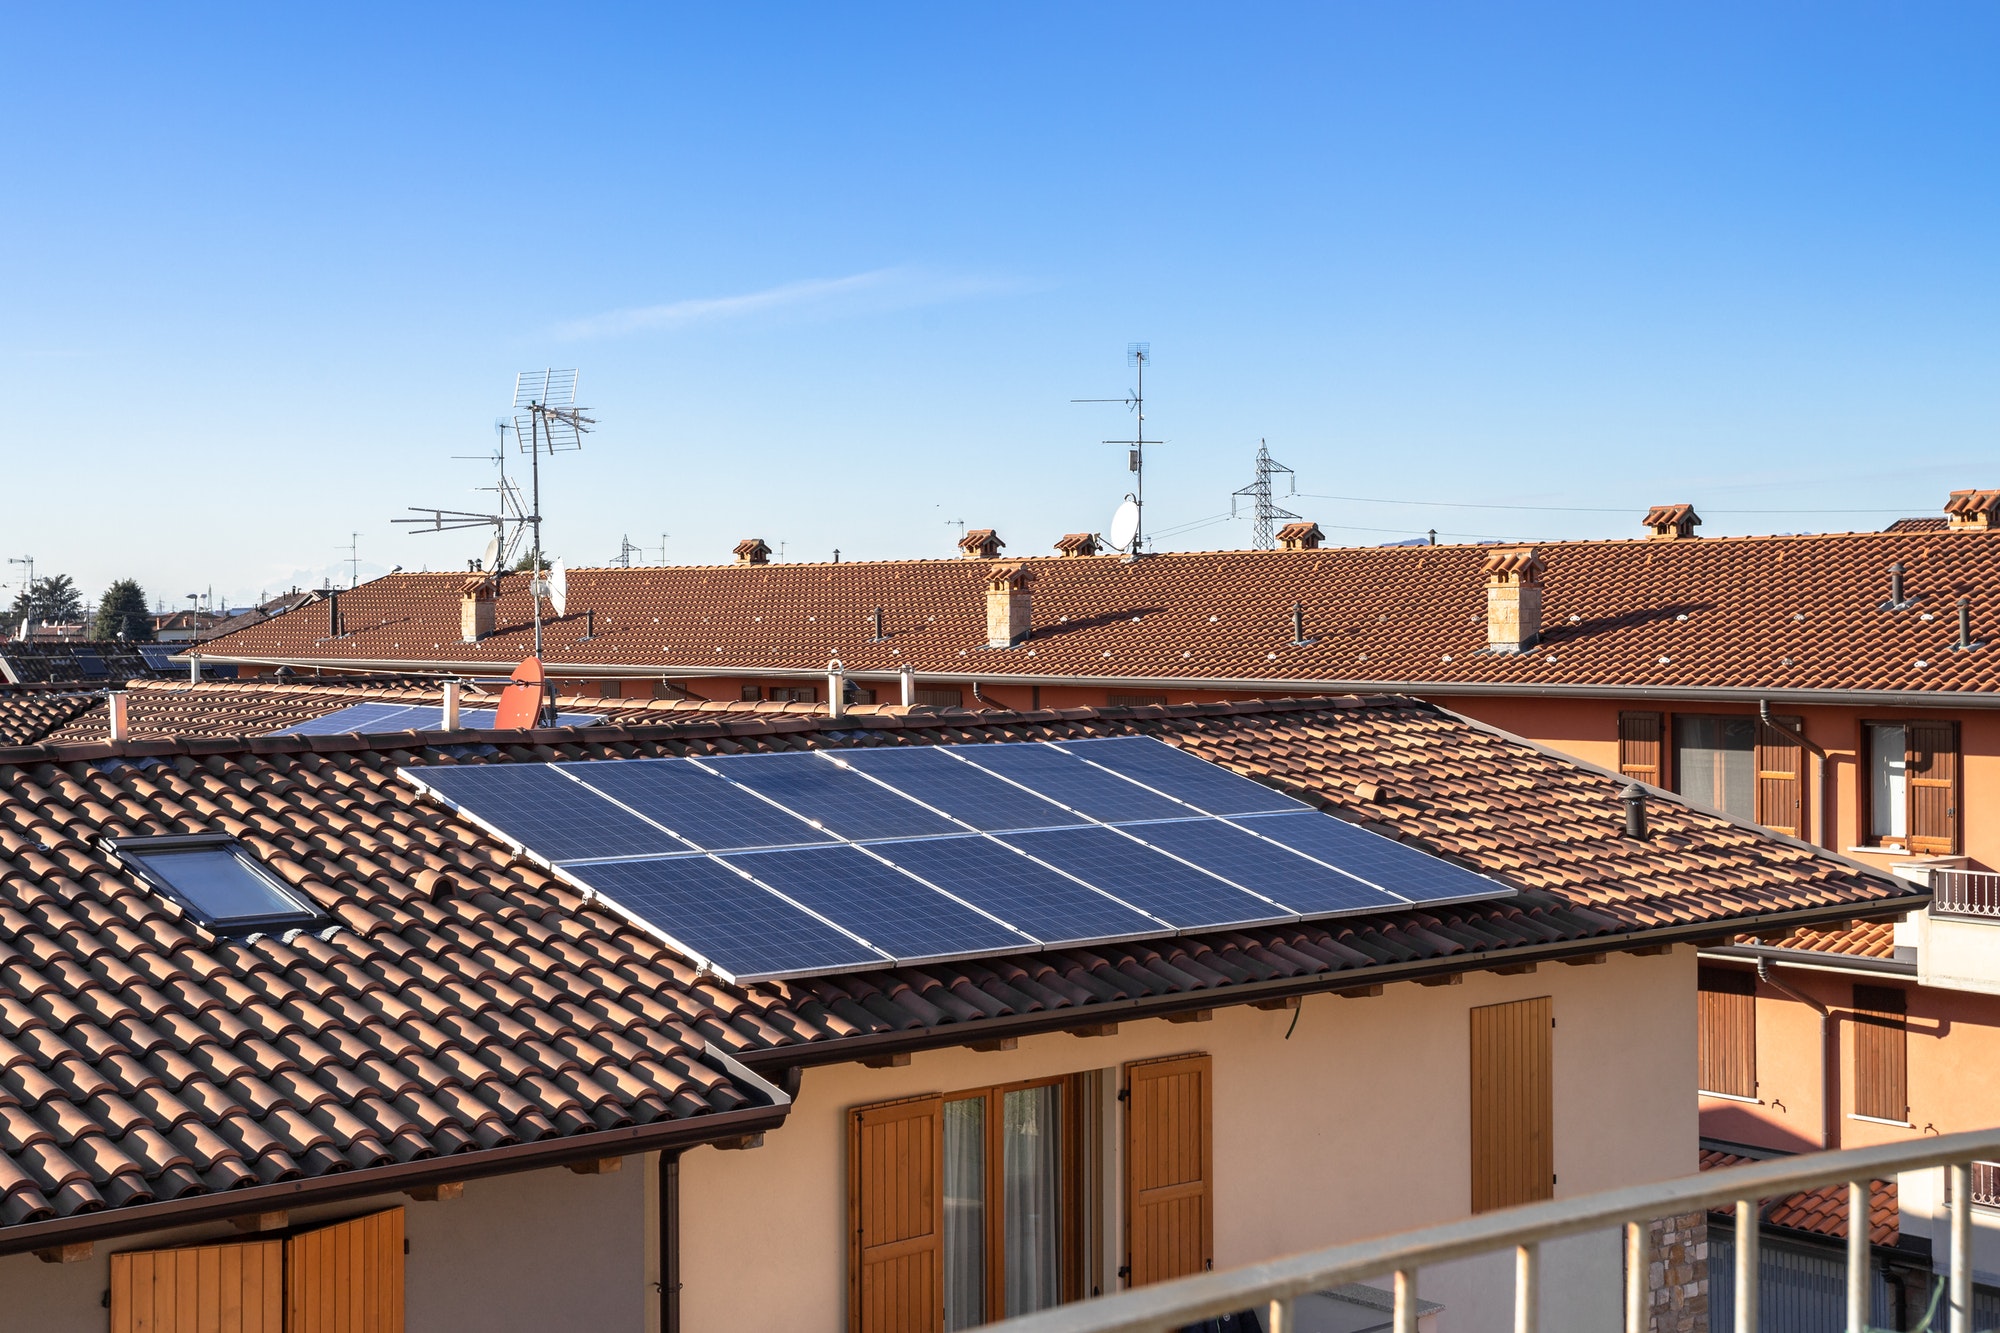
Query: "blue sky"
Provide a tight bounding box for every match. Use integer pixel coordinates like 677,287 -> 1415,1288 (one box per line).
5,4 -> 1998,609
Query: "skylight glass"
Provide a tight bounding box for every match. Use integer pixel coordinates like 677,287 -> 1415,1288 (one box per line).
113,836 -> 322,933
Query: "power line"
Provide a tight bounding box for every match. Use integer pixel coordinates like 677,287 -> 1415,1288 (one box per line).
1294,492 -> 1925,516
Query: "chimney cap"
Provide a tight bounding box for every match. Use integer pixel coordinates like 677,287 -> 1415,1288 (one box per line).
1481,546 -> 1545,582
986,561 -> 1035,592
1945,489 -> 2000,529
733,538 -> 772,565
959,529 -> 1005,559
1054,532 -> 1099,557
1642,504 -> 1702,540
1276,521 -> 1324,551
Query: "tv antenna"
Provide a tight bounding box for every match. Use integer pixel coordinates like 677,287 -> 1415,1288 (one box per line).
1231,440 -> 1299,549
1072,342 -> 1158,556
655,532 -> 670,565
338,533 -> 363,588
398,418 -> 530,575
513,369 -> 593,656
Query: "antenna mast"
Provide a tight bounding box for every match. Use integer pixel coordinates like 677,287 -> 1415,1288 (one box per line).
338,533 -> 363,588
1231,440 -> 1299,549
1072,342 -> 1159,555
512,369 -> 593,658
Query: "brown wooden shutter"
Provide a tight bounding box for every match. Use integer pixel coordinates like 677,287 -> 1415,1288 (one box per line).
1618,712 -> 1664,785
1470,996 -> 1554,1213
849,1094 -> 944,1333
1907,722 -> 1960,854
1124,1053 -> 1213,1287
286,1207 -> 405,1333
1853,985 -> 1908,1123
110,1238 -> 283,1333
1754,716 -> 1806,838
1697,967 -> 1757,1098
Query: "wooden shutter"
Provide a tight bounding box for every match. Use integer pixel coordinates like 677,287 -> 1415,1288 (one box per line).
286,1207 -> 405,1333
1697,967 -> 1757,1098
1754,716 -> 1806,838
850,1094 -> 944,1333
1470,997 -> 1554,1213
110,1238 -> 283,1333
1124,1053 -> 1212,1287
1618,712 -> 1664,785
1906,722 -> 1960,854
1853,985 -> 1908,1123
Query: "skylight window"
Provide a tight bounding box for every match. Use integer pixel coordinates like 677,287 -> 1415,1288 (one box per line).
108,835 -> 323,934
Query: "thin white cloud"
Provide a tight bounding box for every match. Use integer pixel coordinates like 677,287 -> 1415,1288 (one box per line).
555,266 -> 1014,340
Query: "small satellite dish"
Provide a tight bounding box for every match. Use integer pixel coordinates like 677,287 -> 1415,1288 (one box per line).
549,559 -> 568,617
1108,498 -> 1140,552
480,531 -> 501,573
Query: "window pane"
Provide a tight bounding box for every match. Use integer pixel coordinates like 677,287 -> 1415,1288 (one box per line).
131,847 -> 311,924
1870,725 -> 1908,840
943,1097 -> 986,1331
1675,716 -> 1756,822
1003,1084 -> 1063,1317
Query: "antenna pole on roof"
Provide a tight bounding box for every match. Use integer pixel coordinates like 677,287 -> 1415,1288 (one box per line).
1230,440 -> 1299,550
509,369 -> 593,658
337,533 -> 363,589
1072,342 -> 1159,555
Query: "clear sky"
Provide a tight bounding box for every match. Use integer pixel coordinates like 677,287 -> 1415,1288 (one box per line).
5,5 -> 1998,610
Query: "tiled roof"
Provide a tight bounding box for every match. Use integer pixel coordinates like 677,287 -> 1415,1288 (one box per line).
1701,1147 -> 1897,1245
1884,517 -> 1950,533
1747,918 -> 1899,961
0,696 -> 1916,1247
0,689 -> 104,747
196,525 -> 2000,697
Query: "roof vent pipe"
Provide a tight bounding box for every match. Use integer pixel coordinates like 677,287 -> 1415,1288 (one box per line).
442,679 -> 461,730
899,663 -> 916,706
871,607 -> 885,642
1889,562 -> 1907,608
327,590 -> 342,638
1621,782 -> 1648,840
1960,596 -> 1974,650
107,691 -> 129,742
1291,601 -> 1306,646
188,654 -> 201,684
827,657 -> 847,719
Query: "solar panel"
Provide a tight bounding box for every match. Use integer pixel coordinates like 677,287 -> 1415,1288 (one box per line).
563,854 -> 886,982
407,763 -> 692,863
723,843 -> 1033,962
704,752 -> 966,841
952,743 -> 1192,823
996,825 -> 1295,931
1124,817 -> 1405,917
562,757 -> 836,852
1230,811 -> 1515,906
279,703 -> 423,735
138,645 -> 178,671
871,834 -> 1168,945
1054,737 -> 1307,816
835,748 -> 1091,832
71,648 -> 108,679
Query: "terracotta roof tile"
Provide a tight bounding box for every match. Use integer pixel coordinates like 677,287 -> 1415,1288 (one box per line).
1701,1147 -> 1897,1245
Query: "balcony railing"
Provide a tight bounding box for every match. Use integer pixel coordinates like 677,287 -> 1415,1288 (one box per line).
1932,868 -> 2000,919
986,1126 -> 2000,1333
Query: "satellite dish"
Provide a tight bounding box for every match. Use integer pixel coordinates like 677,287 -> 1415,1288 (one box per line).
480,531 -> 501,573
549,559 -> 568,617
1108,498 -> 1140,552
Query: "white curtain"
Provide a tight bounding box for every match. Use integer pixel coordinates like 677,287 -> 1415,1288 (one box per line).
943,1097 -> 986,1331
1003,1084 -> 1063,1316
1676,715 -> 1757,821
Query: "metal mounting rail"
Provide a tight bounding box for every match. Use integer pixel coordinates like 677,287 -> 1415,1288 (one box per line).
984,1125 -> 2000,1333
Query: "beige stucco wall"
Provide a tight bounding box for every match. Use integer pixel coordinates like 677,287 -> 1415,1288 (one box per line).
680,947 -> 1697,1333
0,1154 -> 656,1333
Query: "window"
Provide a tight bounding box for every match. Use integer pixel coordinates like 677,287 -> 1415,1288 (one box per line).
597,680 -> 623,699
1107,694 -> 1167,708
1698,967 -> 1757,1098
916,687 -> 964,709
111,835 -> 322,934
1867,721 -> 1959,853
1674,715 -> 1757,822
771,685 -> 817,703
1852,984 -> 1908,1123
740,685 -> 763,701
1470,997 -> 1554,1212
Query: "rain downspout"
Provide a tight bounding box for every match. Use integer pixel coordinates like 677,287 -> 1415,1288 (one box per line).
1760,700 -> 1831,851
658,1150 -> 681,1333
1758,958 -> 1837,1150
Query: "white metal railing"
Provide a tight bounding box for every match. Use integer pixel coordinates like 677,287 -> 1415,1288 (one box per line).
984,1126 -> 2000,1333
1932,869 -> 2000,919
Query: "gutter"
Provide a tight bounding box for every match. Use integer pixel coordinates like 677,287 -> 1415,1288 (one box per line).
1700,943 -> 1916,978
1756,958 -> 1840,1152
0,1047 -> 790,1260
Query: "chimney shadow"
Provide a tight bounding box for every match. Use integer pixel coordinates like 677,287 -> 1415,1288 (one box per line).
1026,605 -> 1170,641
1538,601 -> 1717,643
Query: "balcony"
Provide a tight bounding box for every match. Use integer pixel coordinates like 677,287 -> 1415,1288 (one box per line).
1931,869 -> 2000,921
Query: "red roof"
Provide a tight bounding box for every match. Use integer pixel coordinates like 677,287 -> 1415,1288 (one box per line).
1701,1147 -> 1897,1245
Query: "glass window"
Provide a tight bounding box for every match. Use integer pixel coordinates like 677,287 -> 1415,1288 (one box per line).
943,1097 -> 987,1331
1675,715 -> 1756,822
117,838 -> 321,933
1869,724 -> 1908,841
1002,1085 -> 1062,1316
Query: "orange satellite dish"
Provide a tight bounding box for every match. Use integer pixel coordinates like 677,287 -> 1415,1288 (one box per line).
494,656 -> 549,730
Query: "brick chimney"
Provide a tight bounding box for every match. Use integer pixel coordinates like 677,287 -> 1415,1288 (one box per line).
959,529 -> 1005,560
1483,547 -> 1544,653
1945,489 -> 2000,530
1276,521 -> 1324,551
461,576 -> 497,642
1054,532 -> 1099,557
1642,504 -> 1701,541
985,562 -> 1034,648
734,538 -> 772,565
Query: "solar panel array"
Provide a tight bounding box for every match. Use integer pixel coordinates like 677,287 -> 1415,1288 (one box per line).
402,736 -> 1516,984
277,702 -> 603,736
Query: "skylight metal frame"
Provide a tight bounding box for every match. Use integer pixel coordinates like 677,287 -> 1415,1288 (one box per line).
103,833 -> 325,936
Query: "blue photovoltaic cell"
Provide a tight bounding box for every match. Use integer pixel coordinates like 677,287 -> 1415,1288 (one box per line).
139,646 -> 179,671
410,763 -> 692,863
562,757 -> 835,853
1053,736 -> 1307,816
953,744 -> 1191,823
280,703 -> 423,735
1230,811 -> 1514,905
996,825 -> 1295,931
836,748 -> 1091,832
564,854 -> 884,981
871,834 -> 1167,945
1126,817 -> 1405,917
704,752 -> 965,841
72,649 -> 108,679
724,844 -> 1032,961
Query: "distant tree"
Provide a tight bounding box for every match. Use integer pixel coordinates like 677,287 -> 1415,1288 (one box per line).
92,580 -> 153,641
7,574 -> 84,625
512,550 -> 554,573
